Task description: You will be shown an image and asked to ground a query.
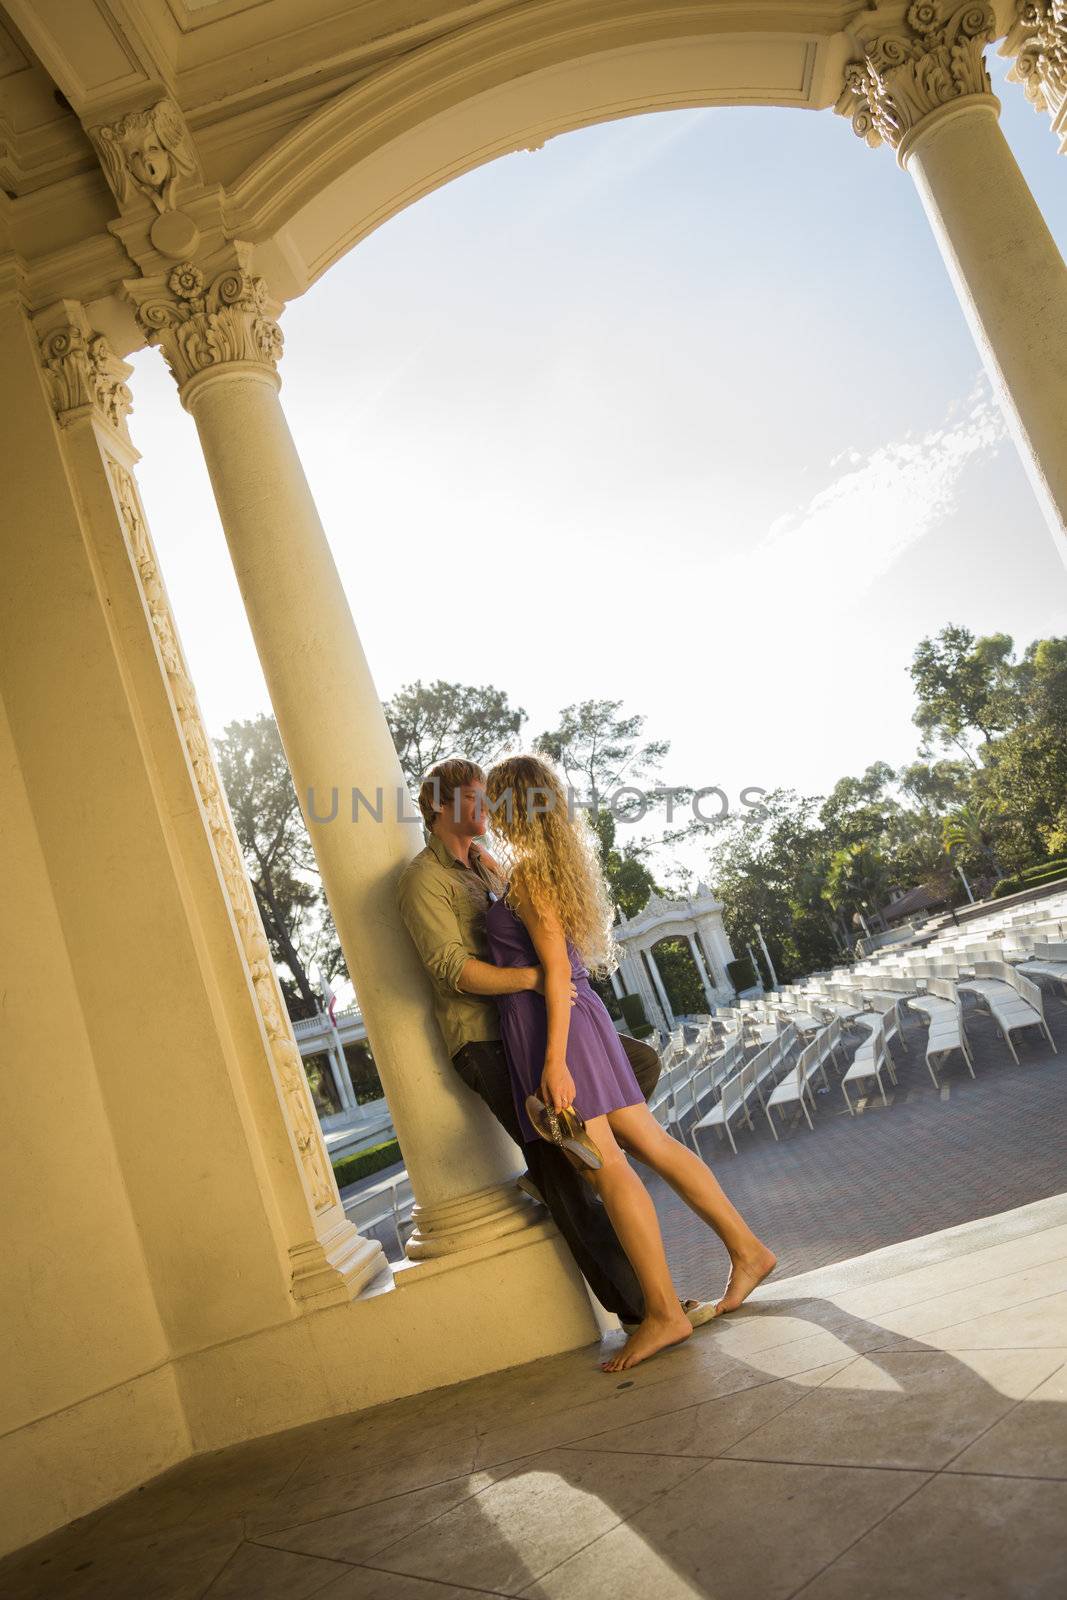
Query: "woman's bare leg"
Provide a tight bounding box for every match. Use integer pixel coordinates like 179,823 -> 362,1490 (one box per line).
581,1113 -> 691,1371
608,1104 -> 776,1313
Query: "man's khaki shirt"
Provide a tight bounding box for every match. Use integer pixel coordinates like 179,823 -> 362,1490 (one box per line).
396,830 -> 509,1059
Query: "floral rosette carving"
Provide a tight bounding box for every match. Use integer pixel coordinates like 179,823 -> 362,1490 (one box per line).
838,2 -> 996,150
135,261 -> 285,388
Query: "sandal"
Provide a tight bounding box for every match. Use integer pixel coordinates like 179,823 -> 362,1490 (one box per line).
525,1094 -> 603,1172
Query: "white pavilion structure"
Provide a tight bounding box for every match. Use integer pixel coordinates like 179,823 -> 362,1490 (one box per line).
612,884 -> 737,1029
2,0 -> 1066,1560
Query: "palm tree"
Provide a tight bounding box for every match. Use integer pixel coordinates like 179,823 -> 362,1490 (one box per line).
822,841 -> 890,933
942,797 -> 1005,880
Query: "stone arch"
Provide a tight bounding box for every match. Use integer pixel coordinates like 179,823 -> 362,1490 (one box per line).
236,6 -> 858,304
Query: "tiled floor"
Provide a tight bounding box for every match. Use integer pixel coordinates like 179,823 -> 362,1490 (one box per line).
3,1194 -> 1066,1600
651,993 -> 1067,1300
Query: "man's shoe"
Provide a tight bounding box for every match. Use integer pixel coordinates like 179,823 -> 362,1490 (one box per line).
621,1298 -> 719,1333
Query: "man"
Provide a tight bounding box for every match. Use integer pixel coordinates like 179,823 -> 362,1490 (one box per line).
396,755 -> 714,1330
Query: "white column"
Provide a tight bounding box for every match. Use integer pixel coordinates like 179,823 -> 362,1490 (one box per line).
324,1015 -> 359,1111
696,927 -> 724,992
609,970 -> 624,1000
326,1037 -> 356,1113
624,948 -> 660,1030
131,255 -> 538,1263
686,932 -> 717,1011
838,3 -> 1067,566
645,946 -> 675,1028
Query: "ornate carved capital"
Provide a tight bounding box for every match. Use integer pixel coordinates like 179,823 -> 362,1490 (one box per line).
38,316 -> 134,440
1004,2 -> 1067,132
130,258 -> 284,394
837,2 -> 996,153
88,99 -> 200,215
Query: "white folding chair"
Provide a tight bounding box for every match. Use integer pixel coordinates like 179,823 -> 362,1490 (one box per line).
690,1062 -> 756,1157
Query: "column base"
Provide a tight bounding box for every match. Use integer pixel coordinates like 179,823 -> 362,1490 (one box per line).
289,1214 -> 388,1304
404,1178 -> 543,1261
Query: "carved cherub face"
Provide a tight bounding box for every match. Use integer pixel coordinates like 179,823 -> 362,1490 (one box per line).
92,99 -> 198,213
124,128 -> 171,195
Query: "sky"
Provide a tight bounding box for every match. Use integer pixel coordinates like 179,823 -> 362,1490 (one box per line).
128,51 -> 1067,891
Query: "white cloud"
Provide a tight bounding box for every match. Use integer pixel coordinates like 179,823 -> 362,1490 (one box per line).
752,381 -> 1007,603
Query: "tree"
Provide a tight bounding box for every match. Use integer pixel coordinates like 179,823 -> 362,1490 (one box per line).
704,789 -> 841,984
594,808 -> 659,919
983,637 -> 1067,858
535,698 -> 671,809
650,938 -> 708,1016
823,841 -> 891,933
214,714 -> 339,1017
910,625 -> 1017,762
534,699 -> 677,916
941,797 -> 1007,883
384,679 -> 525,785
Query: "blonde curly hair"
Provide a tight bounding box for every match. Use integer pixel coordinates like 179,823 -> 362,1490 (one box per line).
484,752 -> 618,976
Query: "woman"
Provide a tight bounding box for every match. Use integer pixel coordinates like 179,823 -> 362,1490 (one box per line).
483,753 -> 776,1372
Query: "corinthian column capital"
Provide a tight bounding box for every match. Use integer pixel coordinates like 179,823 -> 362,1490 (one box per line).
1003,1 -> 1067,147
836,2 -> 997,160
126,249 -> 284,403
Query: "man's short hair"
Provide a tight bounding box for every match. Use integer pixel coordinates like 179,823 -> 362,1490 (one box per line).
417,756 -> 486,831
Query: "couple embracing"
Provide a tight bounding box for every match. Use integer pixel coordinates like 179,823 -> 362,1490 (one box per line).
397,753 -> 774,1372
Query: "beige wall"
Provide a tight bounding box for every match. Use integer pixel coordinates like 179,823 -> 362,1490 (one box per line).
0,296 -> 600,1556
0,686 -> 189,1546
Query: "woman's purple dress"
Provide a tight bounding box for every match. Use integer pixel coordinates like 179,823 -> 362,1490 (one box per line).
485,895 -> 643,1143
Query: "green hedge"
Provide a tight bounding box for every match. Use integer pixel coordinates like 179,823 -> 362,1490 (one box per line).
727,955 -> 758,992
992,863 -> 1067,899
1021,857 -> 1067,881
332,1138 -> 401,1190
619,992 -> 653,1038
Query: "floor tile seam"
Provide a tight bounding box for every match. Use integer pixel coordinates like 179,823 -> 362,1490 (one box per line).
541,1362 -> 849,1453
940,1466 -> 1067,1484
338,1560 -> 513,1598
248,1459 -> 499,1540
935,1355 -> 1067,1474
753,1203 -> 1067,1302
823,1247 -> 1067,1322
190,1531 -> 249,1600
719,1451 -> 953,1473
859,1272 -> 1067,1341
231,1535 -> 364,1575
354,1513 -> 633,1596
864,1337 -> 1067,1355
192,1532 -> 353,1600
313,1456 -> 547,1566
561,1358 -> 866,1467
783,1464 -> 939,1600
714,1249 -> 1067,1355
505,1456 -> 712,1596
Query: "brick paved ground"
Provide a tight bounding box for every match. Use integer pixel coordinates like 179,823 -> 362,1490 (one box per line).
657,990 -> 1067,1302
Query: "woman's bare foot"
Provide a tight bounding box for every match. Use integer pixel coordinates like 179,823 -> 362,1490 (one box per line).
715,1244 -> 777,1314
600,1311 -> 692,1372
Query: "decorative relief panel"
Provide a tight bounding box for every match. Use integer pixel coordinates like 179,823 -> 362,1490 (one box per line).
104,454 -> 337,1215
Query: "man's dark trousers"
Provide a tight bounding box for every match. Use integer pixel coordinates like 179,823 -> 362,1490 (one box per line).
451,1038 -> 658,1325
